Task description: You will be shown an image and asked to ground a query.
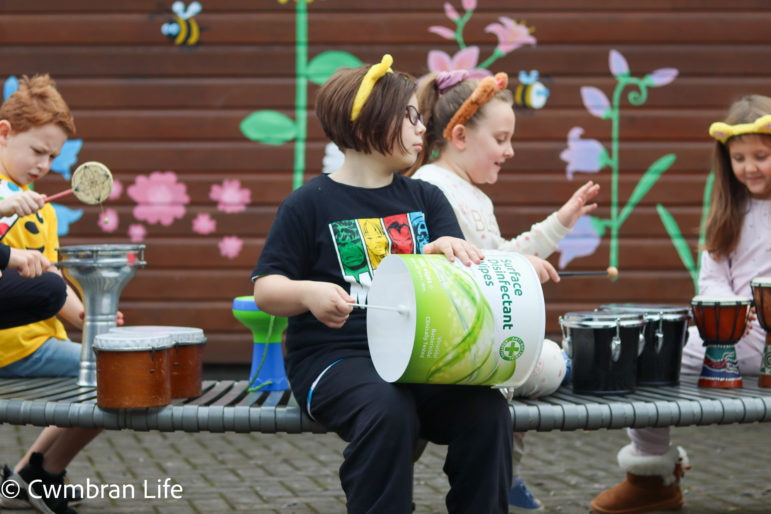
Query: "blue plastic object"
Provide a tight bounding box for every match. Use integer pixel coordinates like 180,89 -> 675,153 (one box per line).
232,296 -> 289,391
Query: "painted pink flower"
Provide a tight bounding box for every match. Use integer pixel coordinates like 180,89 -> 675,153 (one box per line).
127,171 -> 190,226
192,213 -> 217,235
210,179 -> 251,213
484,17 -> 536,54
427,47 -> 491,79
218,236 -> 243,259
128,223 -> 146,243
608,49 -> 629,78
461,0 -> 476,10
97,208 -> 119,233
108,179 -> 123,200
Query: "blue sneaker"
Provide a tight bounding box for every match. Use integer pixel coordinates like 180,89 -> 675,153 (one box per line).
560,350 -> 572,386
509,477 -> 544,511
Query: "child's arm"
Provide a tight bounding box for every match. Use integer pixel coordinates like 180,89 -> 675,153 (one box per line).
0,190 -> 46,218
498,180 -> 599,258
253,274 -> 354,329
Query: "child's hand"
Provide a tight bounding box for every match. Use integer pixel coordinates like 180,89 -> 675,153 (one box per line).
556,180 -> 600,229
423,236 -> 484,266
303,281 -> 355,329
0,191 -> 46,218
524,255 -> 560,284
7,247 -> 53,278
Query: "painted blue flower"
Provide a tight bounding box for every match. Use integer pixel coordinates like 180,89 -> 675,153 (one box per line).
556,215 -> 604,268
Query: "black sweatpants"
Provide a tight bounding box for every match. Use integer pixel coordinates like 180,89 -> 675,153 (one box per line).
0,270 -> 66,329
307,356 -> 512,514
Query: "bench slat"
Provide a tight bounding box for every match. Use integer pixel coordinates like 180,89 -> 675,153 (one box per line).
1,375 -> 769,434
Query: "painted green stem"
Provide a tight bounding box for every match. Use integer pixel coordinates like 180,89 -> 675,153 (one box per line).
293,1 -> 309,191
478,47 -> 504,70
454,10 -> 473,49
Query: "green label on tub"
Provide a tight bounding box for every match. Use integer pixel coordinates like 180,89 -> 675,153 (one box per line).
397,255 -> 518,385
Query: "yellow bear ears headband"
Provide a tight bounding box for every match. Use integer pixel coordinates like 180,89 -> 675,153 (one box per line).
709,114 -> 771,144
350,54 -> 394,121
443,72 -> 509,140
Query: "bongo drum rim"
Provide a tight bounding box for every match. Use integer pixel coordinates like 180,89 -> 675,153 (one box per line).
93,332 -> 173,351
751,276 -> 771,286
561,311 -> 645,329
599,303 -> 690,321
690,295 -> 753,305
110,325 -> 207,344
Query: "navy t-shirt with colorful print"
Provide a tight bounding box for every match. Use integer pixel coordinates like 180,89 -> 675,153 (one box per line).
252,172 -> 463,405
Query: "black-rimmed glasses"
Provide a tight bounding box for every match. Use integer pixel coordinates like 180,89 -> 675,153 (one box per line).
406,105 -> 424,126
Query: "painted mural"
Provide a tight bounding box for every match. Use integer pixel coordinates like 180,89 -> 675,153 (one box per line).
556,50 -> 683,279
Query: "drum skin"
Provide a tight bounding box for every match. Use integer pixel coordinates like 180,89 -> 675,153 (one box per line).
95,348 -> 171,409
170,344 -> 205,398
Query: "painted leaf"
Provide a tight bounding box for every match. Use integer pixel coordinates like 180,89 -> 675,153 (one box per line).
307,51 -> 363,85
240,110 -> 297,145
580,87 -> 611,119
51,139 -> 83,179
656,204 -> 697,284
619,153 -> 676,225
608,49 -> 629,78
3,76 -> 18,101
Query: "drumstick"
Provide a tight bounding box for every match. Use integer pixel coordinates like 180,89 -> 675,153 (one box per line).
559,266 -> 619,280
44,188 -> 73,203
350,303 -> 409,315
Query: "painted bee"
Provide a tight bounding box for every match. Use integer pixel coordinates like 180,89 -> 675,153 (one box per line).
514,70 -> 550,110
161,1 -> 202,46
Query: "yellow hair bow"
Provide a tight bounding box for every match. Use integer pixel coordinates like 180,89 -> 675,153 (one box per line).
709,114 -> 771,143
351,54 -> 394,121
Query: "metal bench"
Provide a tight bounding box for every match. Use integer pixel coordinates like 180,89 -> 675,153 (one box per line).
1,375 -> 769,433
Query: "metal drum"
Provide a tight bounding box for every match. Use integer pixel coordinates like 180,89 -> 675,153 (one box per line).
111,326 -> 207,398
92,332 -> 173,409
690,295 -> 752,388
560,311 -> 645,394
750,277 -> 771,387
57,244 -> 146,387
599,304 -> 690,386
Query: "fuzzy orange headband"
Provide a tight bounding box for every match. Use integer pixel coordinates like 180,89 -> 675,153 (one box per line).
443,72 -> 509,140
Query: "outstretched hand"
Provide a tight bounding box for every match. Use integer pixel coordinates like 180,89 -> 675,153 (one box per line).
423,236 -> 484,266
557,180 -> 600,230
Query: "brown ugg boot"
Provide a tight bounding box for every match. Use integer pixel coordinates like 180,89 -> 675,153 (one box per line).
591,444 -> 688,514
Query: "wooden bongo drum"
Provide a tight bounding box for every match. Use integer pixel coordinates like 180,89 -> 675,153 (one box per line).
93,332 -> 173,408
690,295 -> 752,388
111,326 -> 207,398
751,276 -> 771,387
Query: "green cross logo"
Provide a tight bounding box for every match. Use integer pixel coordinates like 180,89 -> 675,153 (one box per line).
499,336 -> 524,361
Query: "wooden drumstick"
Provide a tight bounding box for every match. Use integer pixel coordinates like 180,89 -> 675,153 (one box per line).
350,303 -> 409,315
559,266 -> 619,280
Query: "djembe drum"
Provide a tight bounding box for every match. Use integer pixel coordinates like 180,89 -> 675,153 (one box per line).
751,277 -> 771,387
57,244 -> 146,387
690,295 -> 752,388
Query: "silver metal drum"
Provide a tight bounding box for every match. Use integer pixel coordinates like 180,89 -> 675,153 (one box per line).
57,244 -> 146,386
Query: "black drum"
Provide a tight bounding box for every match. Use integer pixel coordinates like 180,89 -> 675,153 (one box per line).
560,311 -> 645,394
599,304 -> 690,386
